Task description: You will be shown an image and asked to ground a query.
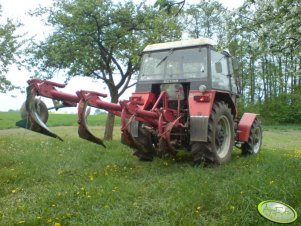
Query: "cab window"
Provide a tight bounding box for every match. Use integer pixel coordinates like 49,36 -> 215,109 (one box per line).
211,51 -> 230,90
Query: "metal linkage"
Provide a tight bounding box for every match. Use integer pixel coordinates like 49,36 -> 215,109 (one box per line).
120,90 -> 184,156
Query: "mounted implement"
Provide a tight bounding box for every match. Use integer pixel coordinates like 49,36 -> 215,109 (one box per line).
17,38 -> 262,164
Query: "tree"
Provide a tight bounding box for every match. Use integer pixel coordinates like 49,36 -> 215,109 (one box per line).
154,0 -> 185,15
248,0 -> 301,54
185,0 -> 227,45
28,0 -> 182,140
225,0 -> 301,123
0,4 -> 22,93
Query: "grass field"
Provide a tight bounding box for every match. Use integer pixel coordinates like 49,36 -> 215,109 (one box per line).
0,112 -> 300,225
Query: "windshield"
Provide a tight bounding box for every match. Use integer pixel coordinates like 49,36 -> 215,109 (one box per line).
139,47 -> 208,81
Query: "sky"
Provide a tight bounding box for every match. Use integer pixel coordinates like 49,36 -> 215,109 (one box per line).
0,0 -> 244,113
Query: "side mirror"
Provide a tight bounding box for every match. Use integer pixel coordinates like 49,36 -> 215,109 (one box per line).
215,62 -> 222,73
232,58 -> 239,70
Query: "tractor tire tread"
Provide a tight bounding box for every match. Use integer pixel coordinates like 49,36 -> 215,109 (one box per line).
241,118 -> 262,155
191,101 -> 234,165
133,126 -> 156,161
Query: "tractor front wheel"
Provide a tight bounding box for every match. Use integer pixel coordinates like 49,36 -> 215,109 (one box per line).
242,118 -> 262,155
192,101 -> 234,165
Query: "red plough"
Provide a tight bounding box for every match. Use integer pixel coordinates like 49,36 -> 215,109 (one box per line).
17,79 -> 185,156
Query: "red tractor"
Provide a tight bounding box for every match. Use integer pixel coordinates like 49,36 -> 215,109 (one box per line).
17,38 -> 262,164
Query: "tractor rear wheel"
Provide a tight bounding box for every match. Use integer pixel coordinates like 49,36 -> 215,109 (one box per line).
192,101 -> 234,165
242,118 -> 262,155
132,126 -> 156,161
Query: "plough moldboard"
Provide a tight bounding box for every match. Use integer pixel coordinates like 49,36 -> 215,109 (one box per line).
16,79 -> 184,156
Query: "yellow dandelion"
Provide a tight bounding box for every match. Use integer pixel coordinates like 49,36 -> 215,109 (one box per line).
294,150 -> 301,157
54,223 -> 61,226
12,189 -> 17,193
194,206 -> 201,213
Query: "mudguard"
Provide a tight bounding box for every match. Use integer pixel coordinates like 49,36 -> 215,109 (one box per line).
237,113 -> 257,142
189,90 -> 216,142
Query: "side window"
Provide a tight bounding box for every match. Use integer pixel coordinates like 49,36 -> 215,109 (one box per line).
228,58 -> 238,93
211,51 -> 230,90
231,77 -> 238,93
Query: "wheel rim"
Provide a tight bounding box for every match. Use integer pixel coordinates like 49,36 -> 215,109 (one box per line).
215,115 -> 231,158
252,127 -> 261,153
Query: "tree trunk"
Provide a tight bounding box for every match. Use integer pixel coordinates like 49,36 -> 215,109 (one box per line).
249,57 -> 255,103
284,55 -> 288,94
103,91 -> 119,141
103,112 -> 115,140
261,56 -> 267,99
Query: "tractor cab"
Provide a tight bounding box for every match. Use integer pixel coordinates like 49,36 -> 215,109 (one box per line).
137,38 -> 238,96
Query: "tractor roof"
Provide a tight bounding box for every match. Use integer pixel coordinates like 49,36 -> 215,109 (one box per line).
143,38 -> 217,52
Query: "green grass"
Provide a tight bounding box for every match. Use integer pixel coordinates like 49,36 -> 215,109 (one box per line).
0,112 -> 120,129
264,124 -> 301,131
0,118 -> 300,225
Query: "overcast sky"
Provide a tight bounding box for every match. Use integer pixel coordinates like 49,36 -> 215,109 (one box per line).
0,0 -> 244,112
